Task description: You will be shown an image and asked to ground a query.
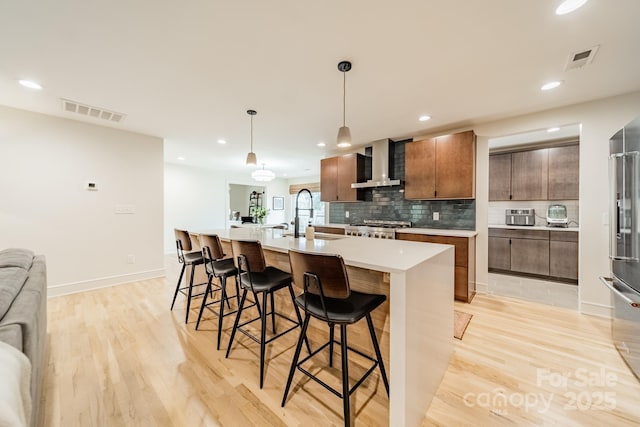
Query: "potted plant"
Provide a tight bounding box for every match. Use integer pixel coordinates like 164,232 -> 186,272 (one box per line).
254,207 -> 269,225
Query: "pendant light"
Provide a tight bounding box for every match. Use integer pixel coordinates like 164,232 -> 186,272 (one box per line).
337,60 -> 352,148
251,163 -> 276,182
245,109 -> 257,165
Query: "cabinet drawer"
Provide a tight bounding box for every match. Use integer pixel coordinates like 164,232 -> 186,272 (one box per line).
314,226 -> 344,235
549,231 -> 578,242
397,233 -> 468,267
489,228 -> 549,240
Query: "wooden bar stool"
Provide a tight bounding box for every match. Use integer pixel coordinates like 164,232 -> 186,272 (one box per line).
170,228 -> 205,323
282,249 -> 389,426
225,239 -> 310,388
195,234 -> 240,350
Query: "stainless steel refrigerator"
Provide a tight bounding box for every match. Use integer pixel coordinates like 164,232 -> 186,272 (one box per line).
601,115 -> 640,380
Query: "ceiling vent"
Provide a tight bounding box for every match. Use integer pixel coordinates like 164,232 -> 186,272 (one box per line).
61,99 -> 125,123
564,45 -> 599,71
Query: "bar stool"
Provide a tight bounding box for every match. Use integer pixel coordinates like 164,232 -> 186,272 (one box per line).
282,249 -> 390,426
225,239 -> 310,388
195,234 -> 240,350
170,228 -> 205,323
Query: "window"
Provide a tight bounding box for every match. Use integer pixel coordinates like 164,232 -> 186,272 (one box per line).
290,191 -> 325,232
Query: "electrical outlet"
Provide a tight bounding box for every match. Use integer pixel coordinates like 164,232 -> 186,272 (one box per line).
345,211 -> 350,218
127,254 -> 135,264
433,212 -> 440,221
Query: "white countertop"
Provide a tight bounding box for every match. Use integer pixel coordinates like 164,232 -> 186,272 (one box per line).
489,224 -> 579,232
196,228 -> 452,274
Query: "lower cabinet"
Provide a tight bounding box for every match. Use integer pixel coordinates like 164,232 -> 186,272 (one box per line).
396,233 -> 476,302
489,228 -> 578,282
313,226 -> 345,235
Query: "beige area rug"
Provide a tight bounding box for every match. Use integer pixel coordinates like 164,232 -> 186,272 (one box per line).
454,310 -> 473,340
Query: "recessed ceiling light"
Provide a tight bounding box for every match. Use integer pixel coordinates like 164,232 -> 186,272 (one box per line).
541,81 -> 562,91
18,79 -> 43,90
177,156 -> 185,161
556,0 -> 588,15
419,115 -> 431,122
547,127 -> 560,133
217,139 -> 227,144
317,142 -> 326,147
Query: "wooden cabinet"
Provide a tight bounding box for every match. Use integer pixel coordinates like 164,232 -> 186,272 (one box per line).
489,153 -> 512,201
510,236 -> 549,276
396,232 -> 476,302
548,145 -> 579,200
549,231 -> 579,280
320,153 -> 365,202
405,137 -> 436,199
489,228 -> 578,283
488,236 -> 510,270
511,149 -> 548,200
313,226 -> 345,235
489,144 -> 579,201
405,130 -> 475,200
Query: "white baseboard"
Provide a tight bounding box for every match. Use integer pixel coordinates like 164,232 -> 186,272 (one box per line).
47,268 -> 166,297
475,281 -> 489,294
580,300 -> 613,318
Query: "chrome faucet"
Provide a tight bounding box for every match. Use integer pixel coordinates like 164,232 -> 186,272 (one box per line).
294,188 -> 314,238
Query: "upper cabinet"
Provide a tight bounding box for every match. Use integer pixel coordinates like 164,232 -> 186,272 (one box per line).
512,149 -> 549,200
489,153 -> 511,201
489,144 -> 579,201
548,145 -> 579,200
405,130 -> 476,200
320,153 -> 365,202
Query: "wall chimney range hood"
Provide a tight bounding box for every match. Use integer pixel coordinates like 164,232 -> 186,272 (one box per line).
351,139 -> 401,188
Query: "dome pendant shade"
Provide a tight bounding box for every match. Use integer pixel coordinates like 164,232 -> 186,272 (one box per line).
246,151 -> 257,166
337,126 -> 352,148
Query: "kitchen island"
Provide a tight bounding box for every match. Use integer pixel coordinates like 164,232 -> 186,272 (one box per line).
193,227 -> 454,426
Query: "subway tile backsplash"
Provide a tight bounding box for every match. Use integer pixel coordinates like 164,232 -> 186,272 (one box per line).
327,141 -> 476,230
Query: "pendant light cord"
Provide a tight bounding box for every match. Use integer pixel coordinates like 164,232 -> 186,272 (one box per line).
342,71 -> 346,126
250,114 -> 253,152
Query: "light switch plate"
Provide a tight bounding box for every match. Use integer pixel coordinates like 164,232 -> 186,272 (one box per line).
433,212 -> 440,221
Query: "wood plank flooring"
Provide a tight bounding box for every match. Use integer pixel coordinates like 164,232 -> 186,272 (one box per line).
40,258 -> 640,426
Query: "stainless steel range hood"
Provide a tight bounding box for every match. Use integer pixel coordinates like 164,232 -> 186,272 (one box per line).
351,139 -> 401,188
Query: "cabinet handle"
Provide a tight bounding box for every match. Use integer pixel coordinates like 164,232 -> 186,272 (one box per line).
509,194 -> 512,200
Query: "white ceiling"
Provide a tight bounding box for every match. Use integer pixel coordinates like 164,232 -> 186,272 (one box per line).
489,124 -> 581,150
1,0 -> 639,178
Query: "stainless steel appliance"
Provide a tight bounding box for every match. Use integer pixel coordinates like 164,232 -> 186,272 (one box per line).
505,208 -> 535,226
344,219 -> 411,239
600,115 -> 640,380
547,204 -> 568,227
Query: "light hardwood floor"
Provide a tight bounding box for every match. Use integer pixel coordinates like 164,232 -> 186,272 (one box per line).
41,259 -> 640,426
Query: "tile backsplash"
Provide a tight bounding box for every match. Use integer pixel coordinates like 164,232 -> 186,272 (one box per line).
488,200 -> 579,227
327,140 -> 476,230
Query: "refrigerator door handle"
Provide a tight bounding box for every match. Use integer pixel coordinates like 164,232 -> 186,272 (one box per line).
609,151 -> 640,261
599,276 -> 640,308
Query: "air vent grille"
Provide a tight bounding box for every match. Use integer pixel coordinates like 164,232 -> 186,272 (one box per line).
61,99 -> 125,123
565,45 -> 599,71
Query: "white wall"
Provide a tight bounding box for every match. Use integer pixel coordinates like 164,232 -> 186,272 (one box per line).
474,90 -> 640,317
0,105 -> 164,295
164,164 -> 289,252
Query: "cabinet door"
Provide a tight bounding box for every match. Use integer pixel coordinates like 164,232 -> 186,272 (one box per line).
435,131 -> 476,199
510,238 -> 550,275
320,157 -> 338,201
511,149 -> 548,200
488,237 -> 511,270
549,241 -> 578,280
337,153 -> 365,201
489,153 -> 512,201
405,138 -> 436,199
548,145 -> 579,200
